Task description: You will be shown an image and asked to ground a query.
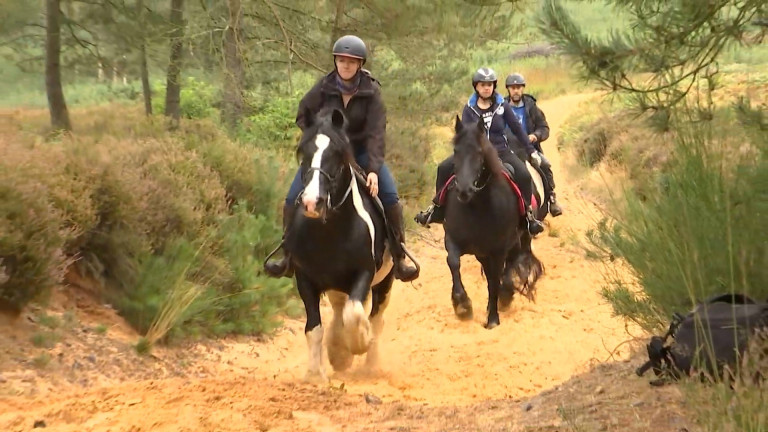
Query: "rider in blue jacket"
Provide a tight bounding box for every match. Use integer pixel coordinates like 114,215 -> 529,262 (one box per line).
415,67 -> 545,235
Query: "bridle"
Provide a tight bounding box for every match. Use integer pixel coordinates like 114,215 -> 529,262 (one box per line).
298,164 -> 354,220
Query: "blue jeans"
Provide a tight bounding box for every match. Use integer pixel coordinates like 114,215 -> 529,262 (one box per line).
285,151 -> 399,206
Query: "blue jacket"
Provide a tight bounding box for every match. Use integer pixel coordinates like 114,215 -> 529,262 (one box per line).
461,93 -> 536,156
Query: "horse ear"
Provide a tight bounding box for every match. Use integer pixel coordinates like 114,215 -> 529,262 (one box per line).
331,109 -> 345,129
454,115 -> 463,134
476,118 -> 485,134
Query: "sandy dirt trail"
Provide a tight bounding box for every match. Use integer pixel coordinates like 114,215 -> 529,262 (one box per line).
219,92 -> 628,403
0,92 -> 639,432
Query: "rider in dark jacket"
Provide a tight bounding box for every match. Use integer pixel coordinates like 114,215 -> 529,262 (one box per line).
504,73 -> 562,216
264,35 -> 419,282
414,67 -> 545,235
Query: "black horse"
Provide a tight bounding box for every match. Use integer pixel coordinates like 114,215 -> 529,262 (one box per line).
267,107 -> 397,382
443,116 -> 544,329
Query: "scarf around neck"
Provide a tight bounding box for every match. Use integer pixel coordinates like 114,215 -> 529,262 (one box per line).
336,71 -> 361,95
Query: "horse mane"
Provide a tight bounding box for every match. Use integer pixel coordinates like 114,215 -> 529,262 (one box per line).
479,132 -> 504,179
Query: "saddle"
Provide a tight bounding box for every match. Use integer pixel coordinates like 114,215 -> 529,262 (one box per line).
436,164 -> 532,216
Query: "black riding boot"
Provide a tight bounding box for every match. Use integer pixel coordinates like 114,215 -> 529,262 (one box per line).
385,203 -> 420,282
263,203 -> 296,278
414,196 -> 445,226
540,163 -> 563,217
549,192 -> 563,217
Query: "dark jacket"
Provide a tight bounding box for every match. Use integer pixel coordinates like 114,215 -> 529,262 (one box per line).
461,93 -> 536,156
296,71 -> 387,174
503,94 -> 549,152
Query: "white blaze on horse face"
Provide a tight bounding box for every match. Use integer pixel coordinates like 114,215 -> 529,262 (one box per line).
302,134 -> 331,215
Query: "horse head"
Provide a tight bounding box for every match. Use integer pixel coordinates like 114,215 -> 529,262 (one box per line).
297,107 -> 355,220
452,115 -> 503,203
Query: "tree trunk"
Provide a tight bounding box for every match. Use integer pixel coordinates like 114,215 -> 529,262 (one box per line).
164,0 -> 184,128
222,0 -> 245,130
137,0 -> 152,115
45,0 -> 72,132
330,0 -> 346,51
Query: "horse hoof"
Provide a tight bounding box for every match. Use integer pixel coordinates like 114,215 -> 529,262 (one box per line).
453,303 -> 474,321
345,318 -> 372,355
327,344 -> 354,372
303,369 -> 329,384
328,348 -> 354,371
485,320 -> 500,330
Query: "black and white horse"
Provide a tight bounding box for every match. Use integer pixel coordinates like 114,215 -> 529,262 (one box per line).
278,107 -> 395,381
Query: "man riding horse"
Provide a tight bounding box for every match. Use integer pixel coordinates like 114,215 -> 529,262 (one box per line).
504,73 -> 562,217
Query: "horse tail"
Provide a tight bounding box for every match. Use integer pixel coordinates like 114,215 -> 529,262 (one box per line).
513,251 -> 544,302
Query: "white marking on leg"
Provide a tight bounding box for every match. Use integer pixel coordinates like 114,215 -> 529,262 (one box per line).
326,292 -> 354,372
366,290 -> 391,370
349,166 -> 376,258
301,134 -> 331,213
305,325 -> 326,381
343,299 -> 365,327
343,298 -> 372,355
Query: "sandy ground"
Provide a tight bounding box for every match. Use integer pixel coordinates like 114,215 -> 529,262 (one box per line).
0,93 -> 689,432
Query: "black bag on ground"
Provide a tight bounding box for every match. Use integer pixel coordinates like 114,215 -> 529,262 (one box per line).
636,293 -> 768,385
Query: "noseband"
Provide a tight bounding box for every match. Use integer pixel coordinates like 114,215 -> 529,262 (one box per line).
299,165 -> 354,215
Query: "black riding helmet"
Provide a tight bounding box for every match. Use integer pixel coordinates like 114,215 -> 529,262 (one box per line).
332,35 -> 367,65
472,67 -> 497,90
505,73 -> 526,87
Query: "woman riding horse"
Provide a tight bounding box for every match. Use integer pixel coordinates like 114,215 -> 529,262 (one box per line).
264,35 -> 419,283
415,67 -> 544,235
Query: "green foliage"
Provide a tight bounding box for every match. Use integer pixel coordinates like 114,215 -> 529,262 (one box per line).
179,204 -> 295,337
30,331 -> 59,349
586,109 -> 767,332
539,0 -> 767,117
239,93 -> 302,153
134,337 -> 152,355
152,77 -> 218,120
2,107 -> 294,338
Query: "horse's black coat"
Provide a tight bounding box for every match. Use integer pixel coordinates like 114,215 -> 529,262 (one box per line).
443,116 -> 544,328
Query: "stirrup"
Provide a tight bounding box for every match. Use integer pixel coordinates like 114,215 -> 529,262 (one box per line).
526,210 -> 544,235
264,257 -> 293,278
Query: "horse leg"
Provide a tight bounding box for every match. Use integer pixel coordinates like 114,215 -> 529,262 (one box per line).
296,273 -> 327,383
326,291 -> 354,372
446,234 -> 473,320
478,255 -> 505,329
343,270 -> 375,355
365,274 -> 394,371
500,247 -> 520,311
